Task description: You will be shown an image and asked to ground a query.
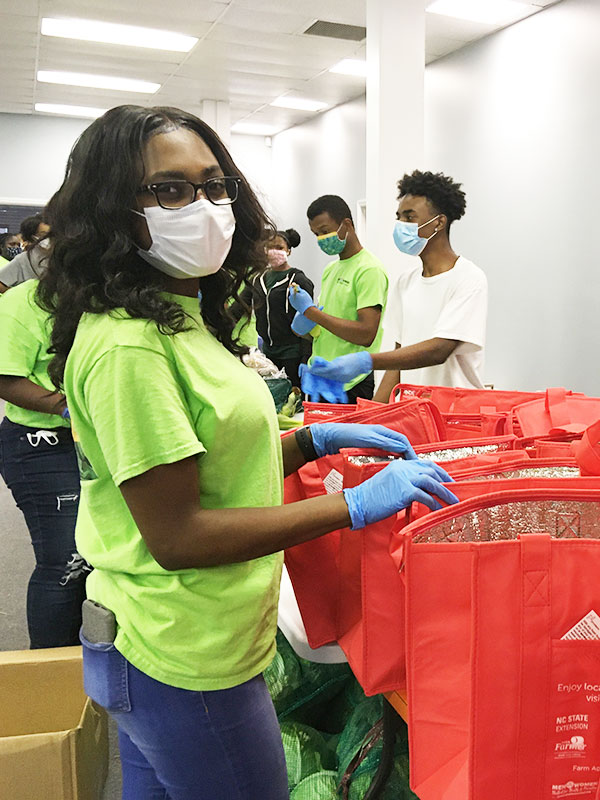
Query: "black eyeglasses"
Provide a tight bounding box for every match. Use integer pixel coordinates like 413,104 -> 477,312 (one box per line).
137,176 -> 241,209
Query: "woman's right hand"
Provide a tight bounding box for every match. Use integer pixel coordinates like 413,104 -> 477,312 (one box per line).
342,458 -> 459,530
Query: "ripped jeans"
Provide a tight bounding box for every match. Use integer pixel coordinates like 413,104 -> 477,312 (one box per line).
0,417 -> 87,648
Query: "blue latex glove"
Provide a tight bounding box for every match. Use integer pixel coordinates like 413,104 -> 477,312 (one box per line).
343,458 -> 459,530
288,284 -> 316,315
309,352 -> 373,384
299,364 -> 348,403
310,423 -> 417,459
291,306 -> 323,335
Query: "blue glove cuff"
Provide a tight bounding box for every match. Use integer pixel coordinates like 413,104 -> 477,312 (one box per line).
342,487 -> 366,531
356,351 -> 374,374
291,311 -> 316,336
309,423 -> 326,458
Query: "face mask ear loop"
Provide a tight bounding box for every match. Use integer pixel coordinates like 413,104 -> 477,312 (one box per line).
418,214 -> 442,242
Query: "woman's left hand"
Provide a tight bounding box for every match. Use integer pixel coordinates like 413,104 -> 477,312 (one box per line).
309,423 -> 418,459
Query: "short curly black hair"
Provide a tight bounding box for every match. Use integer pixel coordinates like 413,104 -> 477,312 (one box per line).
397,170 -> 466,227
306,195 -> 353,226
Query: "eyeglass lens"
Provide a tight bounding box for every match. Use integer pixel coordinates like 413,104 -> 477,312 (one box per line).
154,178 -> 238,208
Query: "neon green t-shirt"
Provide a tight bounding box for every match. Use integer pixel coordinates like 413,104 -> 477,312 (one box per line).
64,293 -> 284,691
0,279 -> 70,429
312,249 -> 389,390
233,312 -> 258,349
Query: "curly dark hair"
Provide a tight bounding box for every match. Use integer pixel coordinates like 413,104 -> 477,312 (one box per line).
36,105 -> 273,387
274,228 -> 301,249
397,170 -> 466,228
20,214 -> 44,243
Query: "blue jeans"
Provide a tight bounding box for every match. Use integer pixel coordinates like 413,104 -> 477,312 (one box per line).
0,417 -> 85,648
81,635 -> 289,800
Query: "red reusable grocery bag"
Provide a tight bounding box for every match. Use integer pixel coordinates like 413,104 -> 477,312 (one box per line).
394,488 -> 600,800
303,397 -> 447,441
302,401 -> 357,424
329,397 -> 447,442
573,419 -> 600,475
450,456 -> 579,481
284,399 -> 447,649
441,410 -> 511,440
414,434 -> 517,469
515,387 -> 600,438
391,383 -> 548,412
283,452 -> 347,647
329,450 -> 576,696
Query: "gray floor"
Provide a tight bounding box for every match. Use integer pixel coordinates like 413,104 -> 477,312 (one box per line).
0,401 -> 122,799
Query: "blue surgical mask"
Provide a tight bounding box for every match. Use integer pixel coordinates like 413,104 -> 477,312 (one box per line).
317,224 -> 347,256
393,215 -> 440,256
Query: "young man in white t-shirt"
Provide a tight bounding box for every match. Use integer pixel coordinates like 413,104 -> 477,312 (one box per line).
305,170 -> 488,401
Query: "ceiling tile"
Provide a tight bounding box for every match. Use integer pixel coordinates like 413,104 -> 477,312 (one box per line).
40,0 -> 230,29
218,7 -> 316,36
230,0 -> 366,27
0,0 -> 560,129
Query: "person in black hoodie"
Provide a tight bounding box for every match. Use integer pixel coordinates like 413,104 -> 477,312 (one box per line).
254,229 -> 314,388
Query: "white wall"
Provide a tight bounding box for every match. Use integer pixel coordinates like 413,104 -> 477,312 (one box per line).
228,133 -> 274,218
271,95 -> 367,295
424,0 -> 600,394
0,114 -> 89,204
270,0 -> 600,395
0,112 -> 274,207
3,0 -> 599,396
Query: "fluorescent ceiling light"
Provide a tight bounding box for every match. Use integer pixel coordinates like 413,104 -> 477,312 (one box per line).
35,102 -> 108,118
426,0 -> 534,25
270,96 -> 327,112
41,18 -> 198,52
329,59 -> 367,77
231,122 -> 280,136
37,70 -> 160,94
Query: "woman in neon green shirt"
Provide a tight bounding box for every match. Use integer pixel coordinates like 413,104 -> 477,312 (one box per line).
36,105 -> 455,800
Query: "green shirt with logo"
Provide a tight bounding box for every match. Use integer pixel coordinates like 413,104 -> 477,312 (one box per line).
64,293 -> 284,691
312,248 -> 388,389
0,280 -> 70,429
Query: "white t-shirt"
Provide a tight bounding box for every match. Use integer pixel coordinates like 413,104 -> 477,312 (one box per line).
390,256 -> 488,388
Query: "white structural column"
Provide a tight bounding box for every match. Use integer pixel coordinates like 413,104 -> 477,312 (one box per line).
365,0 -> 428,286
200,100 -> 231,146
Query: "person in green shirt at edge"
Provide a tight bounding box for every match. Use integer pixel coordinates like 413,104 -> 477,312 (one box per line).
36,104 -> 457,800
0,277 -> 87,648
287,194 -> 389,403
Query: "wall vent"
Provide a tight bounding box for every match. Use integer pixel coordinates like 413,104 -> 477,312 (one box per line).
302,20 -> 366,42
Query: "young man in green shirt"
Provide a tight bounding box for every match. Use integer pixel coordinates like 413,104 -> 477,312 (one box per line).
288,195 -> 388,402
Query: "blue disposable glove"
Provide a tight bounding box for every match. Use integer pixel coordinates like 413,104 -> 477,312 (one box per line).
343,458 -> 459,530
310,423 -> 418,459
299,364 -> 348,403
291,306 -> 323,335
288,284 -> 316,315
309,352 -> 374,384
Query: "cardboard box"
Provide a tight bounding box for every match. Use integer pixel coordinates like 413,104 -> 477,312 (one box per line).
0,645 -> 108,800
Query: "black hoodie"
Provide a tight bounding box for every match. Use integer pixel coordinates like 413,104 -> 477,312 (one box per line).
253,267 -> 314,357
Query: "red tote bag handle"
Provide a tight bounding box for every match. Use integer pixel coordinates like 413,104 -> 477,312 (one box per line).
514,533 -> 552,799
545,387 -> 570,430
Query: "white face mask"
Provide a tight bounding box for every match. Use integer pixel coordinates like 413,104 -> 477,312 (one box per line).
133,198 -> 235,279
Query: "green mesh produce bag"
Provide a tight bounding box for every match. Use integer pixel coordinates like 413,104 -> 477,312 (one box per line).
264,632 -> 419,800
264,377 -> 293,412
